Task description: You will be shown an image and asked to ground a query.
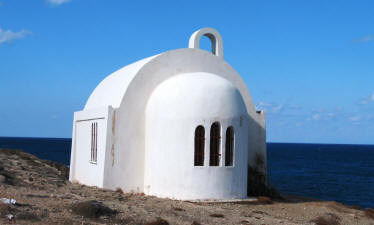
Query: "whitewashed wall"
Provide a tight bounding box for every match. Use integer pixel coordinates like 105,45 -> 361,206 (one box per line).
69,106 -> 112,188
144,73 -> 249,200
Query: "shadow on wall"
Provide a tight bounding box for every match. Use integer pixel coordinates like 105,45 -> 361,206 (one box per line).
247,115 -> 281,199
247,154 -> 281,199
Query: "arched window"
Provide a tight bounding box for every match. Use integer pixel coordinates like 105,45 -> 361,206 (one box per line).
194,125 -> 205,166
210,122 -> 221,166
225,126 -> 234,166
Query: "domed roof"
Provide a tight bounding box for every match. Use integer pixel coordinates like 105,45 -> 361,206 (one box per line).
83,28 -> 257,118
146,72 -> 247,119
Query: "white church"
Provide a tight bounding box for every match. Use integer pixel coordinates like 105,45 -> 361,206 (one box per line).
69,27 -> 266,200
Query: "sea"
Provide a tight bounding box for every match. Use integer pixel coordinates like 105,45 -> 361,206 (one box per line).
0,137 -> 373,208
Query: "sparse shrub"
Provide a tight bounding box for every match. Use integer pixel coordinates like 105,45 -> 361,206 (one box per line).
326,202 -> 350,213
191,221 -> 201,225
310,214 -> 341,225
365,208 -> 374,219
16,211 -> 40,221
145,218 -> 169,225
256,196 -> 272,204
350,205 -> 361,210
42,159 -> 70,180
247,165 -> 282,200
71,200 -> 116,218
209,213 -> 224,218
254,153 -> 265,170
115,188 -> 124,194
239,221 -> 253,225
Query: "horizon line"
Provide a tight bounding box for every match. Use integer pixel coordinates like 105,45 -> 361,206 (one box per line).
0,136 -> 373,146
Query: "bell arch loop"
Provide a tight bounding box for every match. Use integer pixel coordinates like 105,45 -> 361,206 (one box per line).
189,27 -> 224,59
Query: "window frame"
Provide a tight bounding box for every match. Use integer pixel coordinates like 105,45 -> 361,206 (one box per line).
209,122 -> 221,166
194,125 -> 205,166
90,122 -> 98,164
225,126 -> 235,166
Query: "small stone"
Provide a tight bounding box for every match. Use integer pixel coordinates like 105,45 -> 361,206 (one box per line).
28,177 -> 33,182
11,161 -> 19,166
16,211 -> 39,221
0,175 -> 6,183
145,219 -> 169,225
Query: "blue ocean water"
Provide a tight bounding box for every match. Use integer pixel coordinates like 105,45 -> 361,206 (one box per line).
0,137 -> 373,208
0,137 -> 71,165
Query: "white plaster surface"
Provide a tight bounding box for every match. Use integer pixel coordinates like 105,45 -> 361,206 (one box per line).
145,73 -> 249,200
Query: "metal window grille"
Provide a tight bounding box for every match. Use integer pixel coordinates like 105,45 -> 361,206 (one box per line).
91,122 -> 98,163
209,122 -> 221,166
225,126 -> 234,166
194,125 -> 205,166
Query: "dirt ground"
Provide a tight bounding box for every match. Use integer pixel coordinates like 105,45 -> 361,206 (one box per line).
0,148 -> 373,225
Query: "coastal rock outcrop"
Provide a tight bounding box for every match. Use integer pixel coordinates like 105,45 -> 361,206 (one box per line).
0,148 -> 373,225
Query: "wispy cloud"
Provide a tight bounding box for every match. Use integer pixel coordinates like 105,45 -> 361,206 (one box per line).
357,93 -> 374,105
47,0 -> 71,5
256,101 -> 284,114
307,112 -> 335,121
0,28 -> 31,45
349,115 -> 360,121
352,35 -> 373,43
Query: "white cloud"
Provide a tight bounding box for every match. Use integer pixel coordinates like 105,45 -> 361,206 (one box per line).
0,28 -> 31,45
352,35 -> 373,43
357,93 -> 374,105
358,99 -> 369,105
349,115 -> 360,121
312,114 -> 321,121
257,101 -> 272,107
47,0 -> 71,5
272,104 -> 284,113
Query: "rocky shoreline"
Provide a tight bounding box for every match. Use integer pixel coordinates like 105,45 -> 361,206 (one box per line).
0,148 -> 373,225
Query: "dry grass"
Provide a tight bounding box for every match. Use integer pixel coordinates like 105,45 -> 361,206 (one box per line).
0,202 -> 11,215
326,202 -> 350,213
364,208 -> 374,219
145,218 -> 170,225
173,207 -> 185,211
210,213 -> 224,218
310,214 -> 341,225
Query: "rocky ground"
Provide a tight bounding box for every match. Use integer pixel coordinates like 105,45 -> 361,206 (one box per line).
0,148 -> 374,225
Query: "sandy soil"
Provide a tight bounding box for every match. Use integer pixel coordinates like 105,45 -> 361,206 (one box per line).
0,148 -> 373,225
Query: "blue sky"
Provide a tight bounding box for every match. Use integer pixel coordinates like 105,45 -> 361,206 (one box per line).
0,0 -> 373,144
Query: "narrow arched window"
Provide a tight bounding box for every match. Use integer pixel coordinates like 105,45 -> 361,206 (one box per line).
225,126 -> 234,166
210,122 -> 221,166
194,125 -> 205,166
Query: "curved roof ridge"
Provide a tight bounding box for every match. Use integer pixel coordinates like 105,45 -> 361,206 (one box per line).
84,54 -> 158,110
